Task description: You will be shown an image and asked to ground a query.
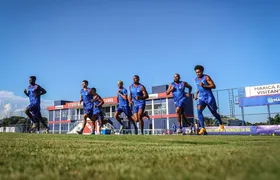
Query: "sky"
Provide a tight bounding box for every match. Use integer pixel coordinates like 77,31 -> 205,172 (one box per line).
0,0 -> 280,120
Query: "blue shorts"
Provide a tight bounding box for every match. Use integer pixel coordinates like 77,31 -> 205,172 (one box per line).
93,108 -> 103,120
132,104 -> 145,114
197,98 -> 218,111
26,104 -> 41,119
117,106 -> 132,117
84,108 -> 93,117
175,98 -> 187,113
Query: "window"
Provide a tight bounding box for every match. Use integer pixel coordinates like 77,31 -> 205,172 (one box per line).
55,110 -> 60,121
61,109 -> 68,120
49,111 -> 53,121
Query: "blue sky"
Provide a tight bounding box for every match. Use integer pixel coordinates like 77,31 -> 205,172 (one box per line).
0,0 -> 280,120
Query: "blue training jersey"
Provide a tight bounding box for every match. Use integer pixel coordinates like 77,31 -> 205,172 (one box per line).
171,81 -> 186,102
118,88 -> 129,107
28,84 -> 41,106
80,88 -> 93,110
93,94 -> 102,110
195,74 -> 215,101
130,84 -> 145,105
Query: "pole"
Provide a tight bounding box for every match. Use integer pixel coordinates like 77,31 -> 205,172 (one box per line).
241,107 -> 245,125
267,105 -> 271,125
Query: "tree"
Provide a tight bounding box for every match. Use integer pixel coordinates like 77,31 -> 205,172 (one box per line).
267,114 -> 280,125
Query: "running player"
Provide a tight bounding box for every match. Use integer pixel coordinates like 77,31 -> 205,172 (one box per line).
91,87 -> 104,133
115,80 -> 138,134
76,80 -> 95,134
24,76 -> 49,133
129,75 -> 149,135
194,65 -> 224,135
166,73 -> 193,133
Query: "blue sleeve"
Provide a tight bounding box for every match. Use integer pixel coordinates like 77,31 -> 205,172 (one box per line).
123,89 -> 128,95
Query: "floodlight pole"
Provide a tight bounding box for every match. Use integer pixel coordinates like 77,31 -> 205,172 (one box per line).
267,105 -> 271,125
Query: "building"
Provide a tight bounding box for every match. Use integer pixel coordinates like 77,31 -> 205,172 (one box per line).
46,85 -> 194,134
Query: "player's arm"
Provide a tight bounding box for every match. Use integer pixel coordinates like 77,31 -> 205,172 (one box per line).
203,75 -> 216,89
37,85 -> 47,95
129,85 -> 132,103
194,90 -> 199,100
166,83 -> 174,95
139,86 -> 149,100
118,89 -> 128,100
183,81 -> 192,94
24,88 -> 29,97
96,95 -> 104,107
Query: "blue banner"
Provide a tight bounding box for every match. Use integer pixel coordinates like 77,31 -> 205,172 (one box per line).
239,94 -> 280,107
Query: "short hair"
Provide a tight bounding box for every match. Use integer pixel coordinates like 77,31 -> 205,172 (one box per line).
91,87 -> 96,92
118,80 -> 123,84
134,75 -> 139,79
174,73 -> 181,79
82,80 -> 88,85
30,76 -> 36,81
194,65 -> 204,72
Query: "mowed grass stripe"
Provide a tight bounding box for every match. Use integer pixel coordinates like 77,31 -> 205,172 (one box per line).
0,133 -> 280,180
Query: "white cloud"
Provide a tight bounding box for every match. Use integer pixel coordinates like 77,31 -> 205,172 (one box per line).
0,91 -> 53,119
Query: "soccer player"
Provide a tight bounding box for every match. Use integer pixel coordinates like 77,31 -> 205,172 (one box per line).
24,76 -> 49,133
129,75 -> 149,135
194,65 -> 224,135
166,73 -> 193,133
91,87 -> 104,133
114,80 -> 138,134
76,80 -> 95,134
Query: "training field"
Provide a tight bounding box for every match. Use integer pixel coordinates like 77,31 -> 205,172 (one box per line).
0,134 -> 280,180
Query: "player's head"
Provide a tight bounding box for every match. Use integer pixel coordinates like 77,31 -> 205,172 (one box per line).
29,76 -> 36,85
118,80 -> 123,88
173,73 -> 180,83
194,65 -> 204,78
133,75 -> 140,84
82,80 -> 88,88
91,87 -> 97,95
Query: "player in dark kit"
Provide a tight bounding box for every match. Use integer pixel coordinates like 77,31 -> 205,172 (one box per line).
91,87 -> 104,133
166,73 -> 193,133
194,65 -> 224,135
76,80 -> 96,134
129,75 -> 149,135
115,80 -> 138,134
24,76 -> 49,133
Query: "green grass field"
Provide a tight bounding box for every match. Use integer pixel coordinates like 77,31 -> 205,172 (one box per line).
0,133 -> 280,180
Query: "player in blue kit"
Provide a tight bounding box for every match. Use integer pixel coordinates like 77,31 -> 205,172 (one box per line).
91,87 -> 104,133
166,73 -> 193,133
115,80 -> 138,134
24,76 -> 49,133
77,80 -> 96,134
129,75 -> 149,135
194,65 -> 224,135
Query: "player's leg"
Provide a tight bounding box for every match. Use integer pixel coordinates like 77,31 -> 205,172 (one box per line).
90,115 -> 97,135
197,100 -> 207,135
137,104 -> 145,135
207,100 -> 224,132
25,105 -> 37,132
114,107 -> 125,131
37,111 -> 50,133
77,109 -> 91,134
175,99 -> 185,133
124,106 -> 138,132
132,105 -> 139,135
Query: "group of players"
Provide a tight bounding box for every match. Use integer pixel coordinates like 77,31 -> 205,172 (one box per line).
24,65 -> 224,135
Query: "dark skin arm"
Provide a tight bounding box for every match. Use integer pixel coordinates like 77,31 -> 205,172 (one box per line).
94,95 -> 104,107
129,85 -> 132,104
136,86 -> 149,100
37,86 -> 47,95
199,75 -> 216,89
166,83 -> 174,95
183,81 -> 192,96
24,89 -> 29,97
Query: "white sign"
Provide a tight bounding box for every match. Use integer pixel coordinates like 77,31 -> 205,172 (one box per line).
148,93 -> 158,99
55,105 -> 64,109
245,83 -> 280,97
